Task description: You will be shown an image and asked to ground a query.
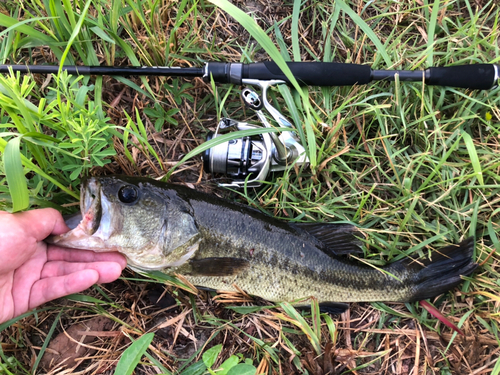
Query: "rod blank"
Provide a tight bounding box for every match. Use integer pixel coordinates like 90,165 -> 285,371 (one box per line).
0,65 -> 204,77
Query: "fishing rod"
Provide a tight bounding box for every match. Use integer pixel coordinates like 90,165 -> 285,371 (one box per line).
2,61 -> 499,187
1,62 -> 499,89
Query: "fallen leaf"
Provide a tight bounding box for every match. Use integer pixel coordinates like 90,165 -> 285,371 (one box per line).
40,316 -> 115,371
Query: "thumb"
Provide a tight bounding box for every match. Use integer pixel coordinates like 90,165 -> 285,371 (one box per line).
15,208 -> 70,240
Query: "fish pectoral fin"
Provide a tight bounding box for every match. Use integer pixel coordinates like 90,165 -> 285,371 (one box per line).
188,257 -> 250,276
296,302 -> 349,315
293,223 -> 364,256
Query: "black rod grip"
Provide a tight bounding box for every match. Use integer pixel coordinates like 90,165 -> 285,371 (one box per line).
426,64 -> 496,90
243,62 -> 372,86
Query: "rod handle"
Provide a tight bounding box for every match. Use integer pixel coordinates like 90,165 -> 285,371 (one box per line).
426,64 -> 498,90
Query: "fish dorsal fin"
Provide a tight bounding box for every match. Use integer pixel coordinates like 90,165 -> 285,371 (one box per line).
292,223 -> 363,255
188,257 -> 250,276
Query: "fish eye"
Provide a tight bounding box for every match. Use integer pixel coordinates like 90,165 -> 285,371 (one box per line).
118,185 -> 139,204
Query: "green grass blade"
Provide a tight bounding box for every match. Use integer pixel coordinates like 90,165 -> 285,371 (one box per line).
31,310 -> 63,374
273,22 -> 291,61
0,16 -> 56,39
278,85 -> 306,147
334,0 -> 392,67
0,137 -> 79,200
492,354 -> 500,375
487,208 -> 500,251
322,314 -> 337,344
0,14 -> 63,60
462,131 -> 484,185
0,13 -> 56,43
291,0 -> 301,62
209,0 -> 302,93
166,0 -> 194,62
113,332 -> 155,375
426,0 -> 441,66
278,302 -> 321,355
90,26 -> 115,44
58,0 -> 92,74
114,76 -> 155,101
304,109 -> 317,169
62,0 -> 76,27
3,136 -> 29,212
0,307 -> 54,332
311,298 -> 321,341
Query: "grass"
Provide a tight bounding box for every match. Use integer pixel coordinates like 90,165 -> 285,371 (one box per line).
1,0 -> 500,373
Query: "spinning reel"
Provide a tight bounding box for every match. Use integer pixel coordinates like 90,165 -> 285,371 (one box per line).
202,80 -> 308,188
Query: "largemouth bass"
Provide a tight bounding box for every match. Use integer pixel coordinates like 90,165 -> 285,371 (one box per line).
49,176 -> 477,312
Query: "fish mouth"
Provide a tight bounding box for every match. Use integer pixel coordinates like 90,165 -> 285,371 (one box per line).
47,178 -> 116,251
79,177 -> 103,236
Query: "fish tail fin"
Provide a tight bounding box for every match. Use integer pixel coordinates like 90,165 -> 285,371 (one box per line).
400,237 -> 477,302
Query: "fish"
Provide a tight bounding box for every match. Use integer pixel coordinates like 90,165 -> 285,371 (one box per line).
48,175 -> 477,313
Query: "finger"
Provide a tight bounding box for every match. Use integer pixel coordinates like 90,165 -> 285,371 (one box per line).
28,269 -> 99,311
41,261 -> 124,283
15,208 -> 70,240
11,247 -> 48,314
47,247 -> 128,269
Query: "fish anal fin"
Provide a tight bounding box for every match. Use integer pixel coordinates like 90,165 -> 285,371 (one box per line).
293,223 -> 363,255
319,302 -> 349,314
189,257 -> 250,276
296,302 -> 349,315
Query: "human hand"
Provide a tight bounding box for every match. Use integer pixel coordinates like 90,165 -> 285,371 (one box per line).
0,208 -> 127,324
